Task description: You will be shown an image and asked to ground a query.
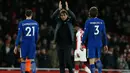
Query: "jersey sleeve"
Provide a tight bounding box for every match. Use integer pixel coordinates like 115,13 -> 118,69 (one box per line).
15,22 -> 23,46
102,21 -> 107,46
35,23 -> 39,43
82,20 -> 89,45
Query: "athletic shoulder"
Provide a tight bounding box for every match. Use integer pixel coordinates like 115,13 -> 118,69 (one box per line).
84,18 -> 92,27
32,20 -> 38,23
85,18 -> 92,23
18,20 -> 24,26
32,20 -> 39,26
97,18 -> 105,23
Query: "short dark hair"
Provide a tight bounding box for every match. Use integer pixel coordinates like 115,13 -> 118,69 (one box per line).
89,6 -> 98,18
60,9 -> 68,16
25,9 -> 32,17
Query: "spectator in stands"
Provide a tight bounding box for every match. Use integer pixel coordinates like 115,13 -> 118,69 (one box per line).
117,54 -> 129,69
48,41 -> 59,68
40,22 -> 49,39
126,53 -> 130,69
41,38 -> 48,50
113,45 -> 120,59
1,40 -> 15,67
37,49 -> 51,68
0,38 -> 4,66
102,47 -> 116,69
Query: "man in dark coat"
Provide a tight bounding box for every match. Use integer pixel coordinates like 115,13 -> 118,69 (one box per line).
51,1 -> 76,73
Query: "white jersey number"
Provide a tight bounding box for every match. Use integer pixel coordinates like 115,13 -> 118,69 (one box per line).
94,25 -> 99,35
25,26 -> 35,36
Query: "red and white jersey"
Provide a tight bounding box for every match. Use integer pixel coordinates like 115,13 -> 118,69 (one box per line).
76,29 -> 86,50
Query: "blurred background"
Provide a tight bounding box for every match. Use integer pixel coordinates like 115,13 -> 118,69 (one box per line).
0,0 -> 130,72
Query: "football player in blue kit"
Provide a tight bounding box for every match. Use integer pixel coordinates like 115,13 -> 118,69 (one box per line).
14,9 -> 39,73
82,6 -> 108,73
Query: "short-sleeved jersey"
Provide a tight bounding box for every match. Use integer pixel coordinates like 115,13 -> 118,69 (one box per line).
15,19 -> 39,46
82,18 -> 107,47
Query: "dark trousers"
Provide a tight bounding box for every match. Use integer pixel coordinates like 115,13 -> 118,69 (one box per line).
57,45 -> 73,73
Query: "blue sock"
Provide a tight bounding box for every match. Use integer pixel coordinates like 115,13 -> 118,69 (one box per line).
96,60 -> 102,73
21,62 -> 25,73
90,64 -> 95,73
31,61 -> 36,73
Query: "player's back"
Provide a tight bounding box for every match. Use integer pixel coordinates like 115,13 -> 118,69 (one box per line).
20,19 -> 38,43
87,18 -> 105,47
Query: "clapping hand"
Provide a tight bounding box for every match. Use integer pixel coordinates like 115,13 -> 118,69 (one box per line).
59,1 -> 62,10
65,1 -> 69,10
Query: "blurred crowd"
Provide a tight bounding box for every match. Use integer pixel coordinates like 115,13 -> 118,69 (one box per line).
0,0 -> 130,70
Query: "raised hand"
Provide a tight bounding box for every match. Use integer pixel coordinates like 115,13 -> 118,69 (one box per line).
59,1 -> 62,10
65,1 -> 69,10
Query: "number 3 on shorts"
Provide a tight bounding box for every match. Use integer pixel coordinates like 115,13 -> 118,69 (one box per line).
94,25 -> 99,35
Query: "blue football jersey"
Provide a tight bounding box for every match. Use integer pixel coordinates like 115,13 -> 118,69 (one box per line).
82,18 -> 107,47
15,19 -> 39,46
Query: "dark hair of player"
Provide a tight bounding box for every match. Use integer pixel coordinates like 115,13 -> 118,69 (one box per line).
89,6 -> 98,18
25,9 -> 33,17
